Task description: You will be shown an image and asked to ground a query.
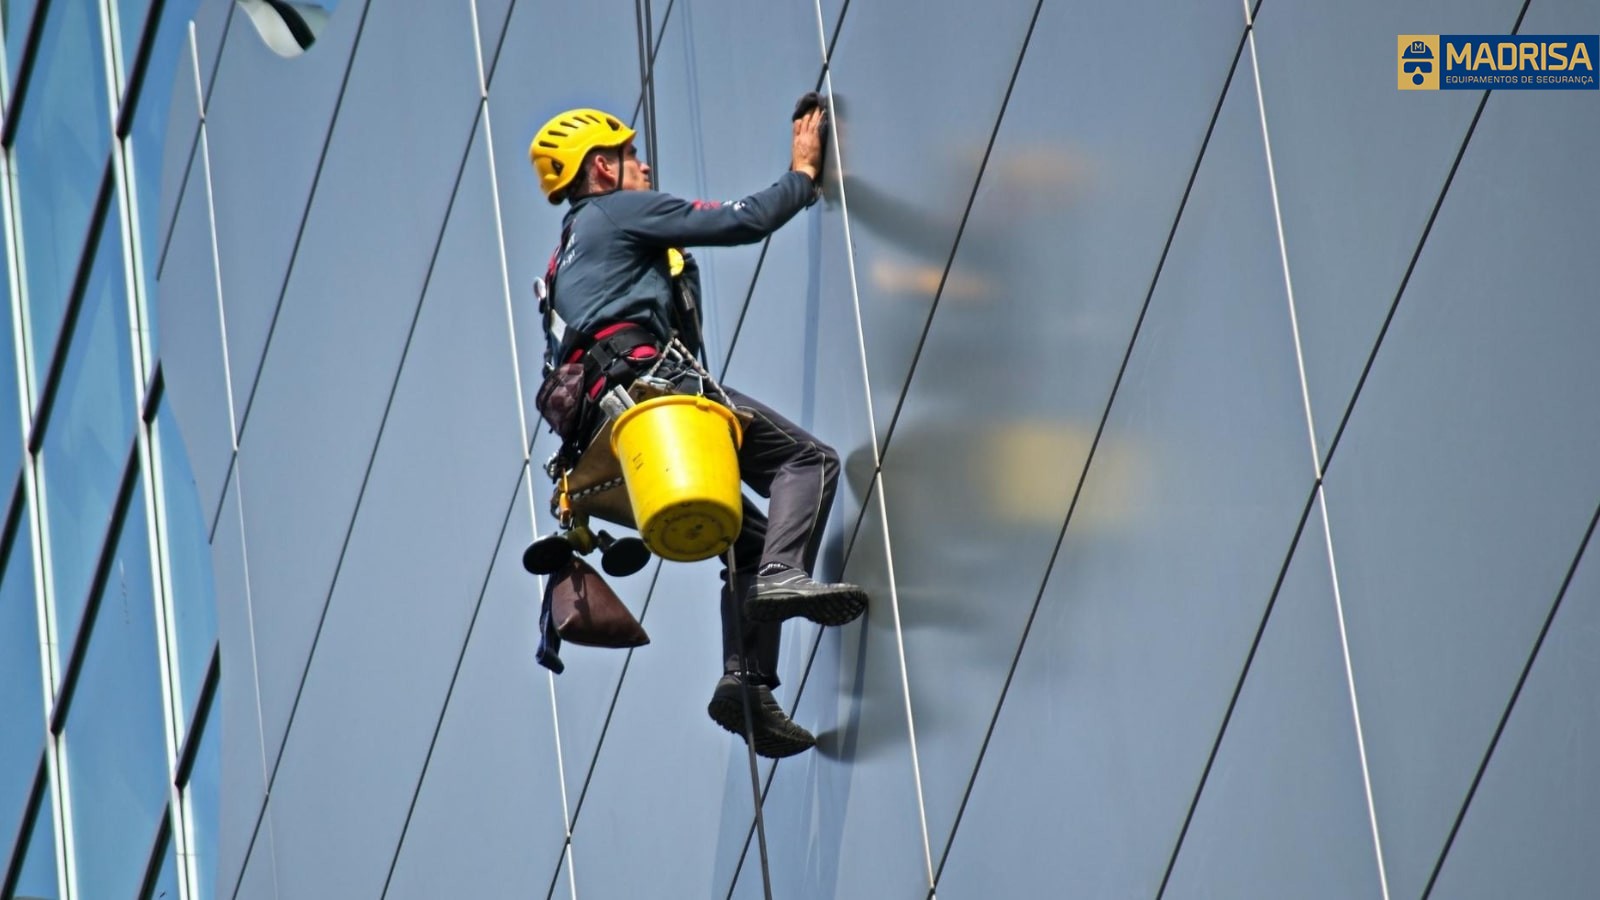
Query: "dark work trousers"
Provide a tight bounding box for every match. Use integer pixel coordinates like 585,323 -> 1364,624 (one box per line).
714,385 -> 840,688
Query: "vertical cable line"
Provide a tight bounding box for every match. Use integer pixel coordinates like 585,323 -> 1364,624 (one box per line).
1420,499 -> 1600,898
932,22 -> 1251,887
227,96 -> 481,900
1240,3 -> 1389,896
481,105 -> 530,456
806,0 -> 934,880
468,0 -> 487,98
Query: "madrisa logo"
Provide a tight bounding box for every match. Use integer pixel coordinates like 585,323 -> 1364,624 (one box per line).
1400,34 -> 1598,90
1398,35 -> 1439,89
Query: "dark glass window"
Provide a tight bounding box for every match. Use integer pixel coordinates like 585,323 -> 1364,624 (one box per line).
37,202 -> 136,660
11,0 -> 111,384
63,479 -> 168,898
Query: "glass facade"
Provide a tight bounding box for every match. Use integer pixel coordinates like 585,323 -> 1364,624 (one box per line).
15,0 -> 1587,898
0,0 -> 217,898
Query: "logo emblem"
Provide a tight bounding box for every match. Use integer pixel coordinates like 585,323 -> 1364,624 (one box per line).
1399,35 -> 1440,89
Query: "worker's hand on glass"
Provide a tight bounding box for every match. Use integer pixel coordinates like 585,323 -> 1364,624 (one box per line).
791,108 -> 825,182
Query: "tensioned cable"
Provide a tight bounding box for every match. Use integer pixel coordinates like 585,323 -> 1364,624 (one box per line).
1239,2 -> 1389,895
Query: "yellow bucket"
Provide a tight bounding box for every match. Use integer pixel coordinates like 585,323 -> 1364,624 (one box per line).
609,394 -> 744,561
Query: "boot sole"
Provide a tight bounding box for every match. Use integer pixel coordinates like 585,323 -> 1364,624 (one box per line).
707,693 -> 815,759
744,586 -> 868,626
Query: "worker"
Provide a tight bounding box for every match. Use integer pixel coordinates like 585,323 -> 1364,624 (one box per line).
529,102 -> 867,758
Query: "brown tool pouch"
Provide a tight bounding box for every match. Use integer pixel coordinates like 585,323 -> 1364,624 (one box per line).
536,361 -> 590,443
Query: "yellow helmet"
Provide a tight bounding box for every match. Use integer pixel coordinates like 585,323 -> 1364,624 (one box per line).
530,108 -> 635,204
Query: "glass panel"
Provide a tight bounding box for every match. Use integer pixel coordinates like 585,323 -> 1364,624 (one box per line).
12,0 -> 111,384
934,66 -> 1312,898
154,401 -> 216,722
224,0 -> 480,771
115,0 -> 154,80
370,472 -> 565,897
1319,50 -> 1600,900
143,819 -> 180,900
1252,0 -> 1524,464
263,112 -> 527,898
2,0 -> 40,89
64,479 -> 169,899
1162,506 -> 1383,898
880,0 -> 1245,866
11,780 -> 61,900
1428,533 -> 1600,899
38,202 -> 136,664
185,707 -> 219,900
126,0 -> 204,351
1,501 -> 43,852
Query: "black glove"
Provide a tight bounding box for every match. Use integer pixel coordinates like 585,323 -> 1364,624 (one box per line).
791,91 -> 830,197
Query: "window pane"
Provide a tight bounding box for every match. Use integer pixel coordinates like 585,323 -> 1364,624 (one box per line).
2,0 -> 40,88
12,779 -> 61,900
38,204 -> 136,661
127,0 -> 202,352
142,817 -> 180,900
185,708 -> 219,900
154,401 -> 216,722
12,0 -> 111,384
0,502 -> 43,853
64,479 -> 168,899
116,0 -> 153,80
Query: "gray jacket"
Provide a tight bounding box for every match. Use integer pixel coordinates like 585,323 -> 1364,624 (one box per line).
548,170 -> 816,350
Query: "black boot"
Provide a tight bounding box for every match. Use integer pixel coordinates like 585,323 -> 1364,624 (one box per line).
707,674 -> 816,759
744,564 -> 868,626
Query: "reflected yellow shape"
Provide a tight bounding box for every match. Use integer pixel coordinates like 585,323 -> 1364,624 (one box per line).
871,259 -> 991,302
985,420 -> 1143,530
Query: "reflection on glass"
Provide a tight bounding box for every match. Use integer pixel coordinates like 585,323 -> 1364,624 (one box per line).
2,0 -> 40,88
185,708 -> 219,900
1,500 -> 43,851
146,817 -> 181,900
13,780 -> 62,899
127,0 -> 203,351
64,480 -> 168,899
234,0 -> 338,57
12,0 -> 111,385
38,202 -> 136,662
155,401 -> 217,722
